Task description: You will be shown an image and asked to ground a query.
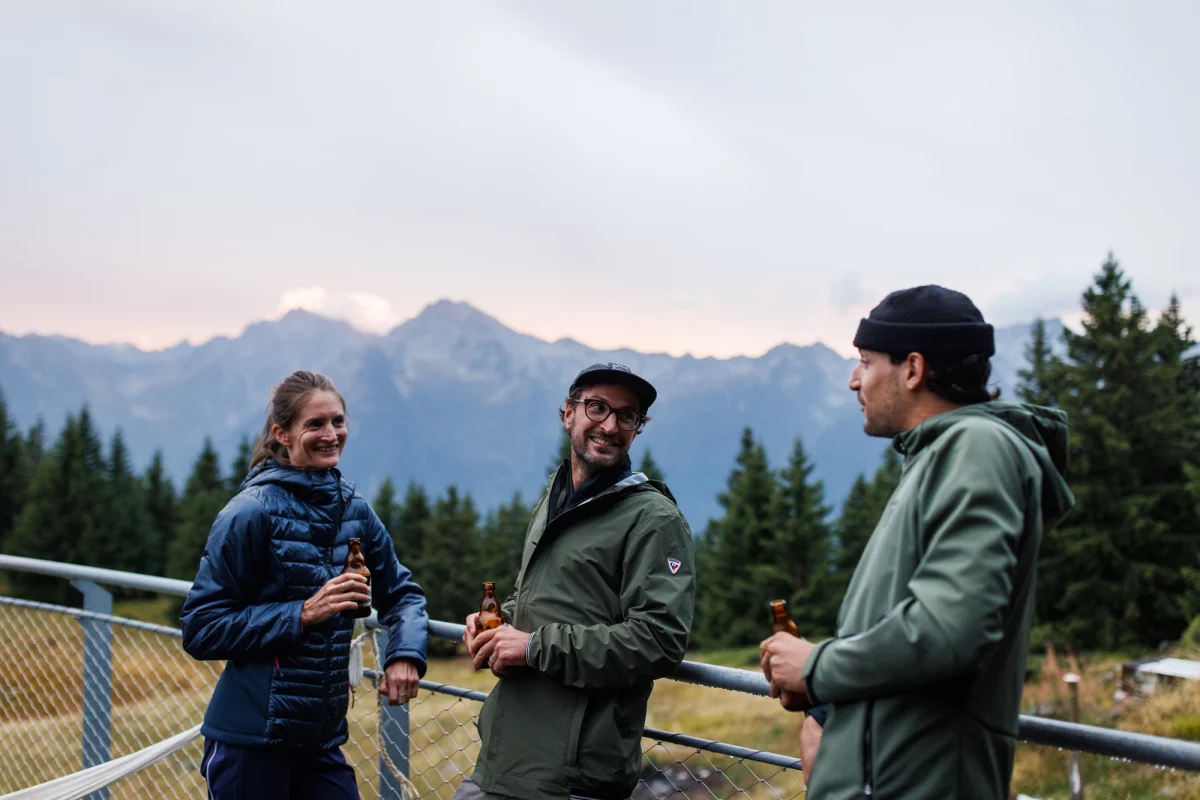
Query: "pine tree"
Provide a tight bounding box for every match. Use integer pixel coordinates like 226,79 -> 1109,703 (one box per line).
420,487 -> 481,653
143,451 -> 178,577
226,435 -> 253,493
478,493 -> 531,600
547,428 -> 571,475
166,439 -> 230,583
827,475 -> 871,621
0,390 -> 29,550
89,430 -> 154,595
866,447 -> 902,516
1165,295 -> 1200,626
8,409 -> 107,603
1185,464 -> 1200,631
1039,255 -> 1200,649
25,418 -> 46,470
825,448 -> 904,628
1017,318 -> 1060,406
373,476 -> 401,537
695,428 -> 779,648
772,438 -> 833,635
637,449 -> 666,482
393,481 -> 432,567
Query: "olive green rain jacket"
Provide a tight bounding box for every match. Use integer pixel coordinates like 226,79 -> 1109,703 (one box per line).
803,402 -> 1074,800
472,467 -> 697,800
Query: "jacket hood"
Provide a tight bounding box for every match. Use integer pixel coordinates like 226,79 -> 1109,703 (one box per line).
242,459 -> 351,508
897,401 -> 1075,527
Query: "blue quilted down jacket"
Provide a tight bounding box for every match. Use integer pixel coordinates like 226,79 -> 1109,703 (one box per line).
180,460 -> 428,750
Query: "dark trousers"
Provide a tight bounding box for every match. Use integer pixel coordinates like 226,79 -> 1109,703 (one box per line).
201,738 -> 359,800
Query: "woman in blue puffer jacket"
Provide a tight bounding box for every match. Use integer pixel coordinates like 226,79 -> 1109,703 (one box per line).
181,370 -> 428,800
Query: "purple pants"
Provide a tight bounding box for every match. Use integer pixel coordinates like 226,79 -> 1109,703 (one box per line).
200,738 -> 359,800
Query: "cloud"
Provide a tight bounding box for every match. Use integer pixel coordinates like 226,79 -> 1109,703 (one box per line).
277,287 -> 399,334
3,3 -> 1200,358
830,272 -> 870,313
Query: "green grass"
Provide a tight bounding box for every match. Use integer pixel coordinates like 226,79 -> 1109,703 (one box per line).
111,596 -> 179,627
686,644 -> 762,668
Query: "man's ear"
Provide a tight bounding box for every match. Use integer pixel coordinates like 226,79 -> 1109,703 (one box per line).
904,352 -> 929,391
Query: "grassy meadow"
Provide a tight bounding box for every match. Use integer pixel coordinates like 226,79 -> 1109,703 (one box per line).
2,599 -> 1200,799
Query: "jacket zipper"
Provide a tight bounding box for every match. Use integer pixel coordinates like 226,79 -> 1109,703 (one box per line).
319,481 -> 345,742
862,699 -> 875,796
516,479 -> 643,633
520,489 -> 620,611
527,480 -> 635,568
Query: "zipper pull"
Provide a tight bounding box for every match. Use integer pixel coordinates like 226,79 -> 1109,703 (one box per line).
274,656 -> 281,673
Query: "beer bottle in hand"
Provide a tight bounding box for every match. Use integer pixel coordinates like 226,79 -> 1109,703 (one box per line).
341,538 -> 372,619
769,599 -> 799,637
478,581 -> 508,631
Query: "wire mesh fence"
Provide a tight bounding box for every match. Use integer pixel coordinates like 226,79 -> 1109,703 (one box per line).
0,599 -> 218,798
0,600 -> 807,799
637,739 -> 805,800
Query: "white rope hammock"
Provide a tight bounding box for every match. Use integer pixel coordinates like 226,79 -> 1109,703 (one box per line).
0,724 -> 202,800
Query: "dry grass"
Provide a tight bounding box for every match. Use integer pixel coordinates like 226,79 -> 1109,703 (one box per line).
4,605 -> 1200,800
1010,644 -> 1200,799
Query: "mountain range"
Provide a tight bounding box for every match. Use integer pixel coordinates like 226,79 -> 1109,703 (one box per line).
0,302 -> 1058,526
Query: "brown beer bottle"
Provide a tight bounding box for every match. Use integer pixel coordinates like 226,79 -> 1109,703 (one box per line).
478,582 -> 508,631
340,538 -> 372,619
769,599 -> 799,637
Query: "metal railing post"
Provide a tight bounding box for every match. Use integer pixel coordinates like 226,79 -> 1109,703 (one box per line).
71,579 -> 113,800
374,629 -> 410,799
1065,672 -> 1084,800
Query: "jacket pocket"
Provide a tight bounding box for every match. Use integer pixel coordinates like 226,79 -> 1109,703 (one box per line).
482,675 -> 588,786
210,659 -> 275,741
574,686 -> 650,791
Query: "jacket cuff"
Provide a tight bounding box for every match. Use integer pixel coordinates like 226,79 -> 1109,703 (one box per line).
287,600 -> 306,640
524,629 -> 538,670
801,639 -> 831,706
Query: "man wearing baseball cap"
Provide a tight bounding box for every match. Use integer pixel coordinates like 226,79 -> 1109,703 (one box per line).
459,363 -> 696,800
760,286 -> 1075,799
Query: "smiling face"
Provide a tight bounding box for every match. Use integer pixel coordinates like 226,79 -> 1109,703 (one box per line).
272,389 -> 347,469
564,382 -> 641,477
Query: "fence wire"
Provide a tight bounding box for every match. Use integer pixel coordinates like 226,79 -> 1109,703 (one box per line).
0,600 -> 218,798
0,601 -> 806,799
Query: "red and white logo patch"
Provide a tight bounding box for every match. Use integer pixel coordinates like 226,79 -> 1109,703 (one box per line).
667,557 -> 682,575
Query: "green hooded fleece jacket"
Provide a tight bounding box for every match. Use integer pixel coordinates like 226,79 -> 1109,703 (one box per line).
801,402 -> 1074,800
471,468 -> 697,800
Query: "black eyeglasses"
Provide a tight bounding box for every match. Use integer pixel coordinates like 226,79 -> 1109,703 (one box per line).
566,398 -> 649,432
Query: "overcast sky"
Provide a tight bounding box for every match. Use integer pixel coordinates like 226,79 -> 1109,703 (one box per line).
1,1 -> 1197,358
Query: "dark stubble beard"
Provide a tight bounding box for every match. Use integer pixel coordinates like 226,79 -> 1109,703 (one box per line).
862,387 -> 903,439
570,419 -> 628,479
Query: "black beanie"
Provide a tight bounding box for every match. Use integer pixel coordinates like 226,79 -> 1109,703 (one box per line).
853,285 -> 995,356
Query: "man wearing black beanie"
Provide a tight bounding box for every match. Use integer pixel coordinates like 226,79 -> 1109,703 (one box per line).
761,285 -> 1076,800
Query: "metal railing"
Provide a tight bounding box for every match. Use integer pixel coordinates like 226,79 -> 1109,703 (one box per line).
2,554 -> 1200,800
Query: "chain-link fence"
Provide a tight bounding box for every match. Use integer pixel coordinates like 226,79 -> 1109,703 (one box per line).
0,598 -> 217,798
9,555 -> 1199,800
0,598 -> 806,799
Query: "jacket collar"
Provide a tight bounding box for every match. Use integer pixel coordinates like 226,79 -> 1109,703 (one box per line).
547,455 -> 633,522
242,459 -> 350,508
